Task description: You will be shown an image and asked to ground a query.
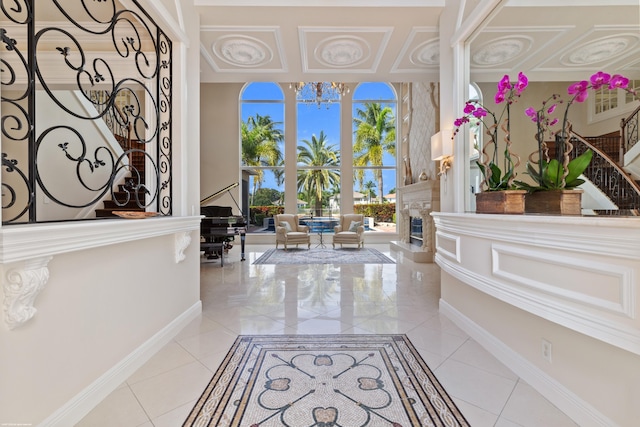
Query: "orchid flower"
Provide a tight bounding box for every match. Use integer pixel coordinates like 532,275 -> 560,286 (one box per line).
567,80 -> 589,103
514,72 -> 528,95
453,72 -> 529,191
609,74 -> 630,90
590,71 -> 611,90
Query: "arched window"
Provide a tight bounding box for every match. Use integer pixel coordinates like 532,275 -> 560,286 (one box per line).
240,83 -> 285,216
296,89 -> 342,217
352,83 -> 397,211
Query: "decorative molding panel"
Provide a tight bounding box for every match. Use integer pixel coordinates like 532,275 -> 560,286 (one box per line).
175,231 -> 192,263
316,36 -> 369,67
561,35 -> 639,66
200,26 -> 286,73
298,26 -> 392,74
435,231 -> 460,263
472,36 -> 532,66
491,243 -> 634,318
214,35 -> 273,67
410,39 -> 440,67
391,27 -> 439,73
2,257 -> 52,330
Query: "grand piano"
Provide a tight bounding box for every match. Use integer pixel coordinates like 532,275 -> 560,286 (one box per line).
200,183 -> 247,265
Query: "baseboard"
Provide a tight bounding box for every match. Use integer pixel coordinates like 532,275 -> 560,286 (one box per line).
439,299 -> 617,427
39,301 -> 202,427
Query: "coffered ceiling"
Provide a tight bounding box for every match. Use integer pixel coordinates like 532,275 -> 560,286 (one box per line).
195,0 -> 640,84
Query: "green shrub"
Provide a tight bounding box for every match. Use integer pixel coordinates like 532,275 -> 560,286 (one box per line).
354,203 -> 396,223
250,206 -> 284,224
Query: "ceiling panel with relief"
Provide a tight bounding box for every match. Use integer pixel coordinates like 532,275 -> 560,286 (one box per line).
195,1 -> 639,84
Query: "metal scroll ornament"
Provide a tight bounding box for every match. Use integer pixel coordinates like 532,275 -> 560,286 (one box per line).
0,0 -> 172,224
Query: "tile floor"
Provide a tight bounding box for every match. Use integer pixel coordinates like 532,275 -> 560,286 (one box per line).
76,244 -> 578,427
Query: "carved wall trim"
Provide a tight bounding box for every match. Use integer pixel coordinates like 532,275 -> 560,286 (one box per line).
2,256 -> 52,330
175,231 -> 192,263
399,208 -> 410,243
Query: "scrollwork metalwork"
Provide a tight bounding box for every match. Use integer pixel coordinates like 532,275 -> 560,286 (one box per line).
1,0 -> 172,223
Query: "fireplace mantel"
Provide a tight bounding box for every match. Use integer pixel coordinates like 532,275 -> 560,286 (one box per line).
390,180 -> 440,262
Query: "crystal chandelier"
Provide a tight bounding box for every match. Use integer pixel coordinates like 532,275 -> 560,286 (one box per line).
290,82 -> 349,108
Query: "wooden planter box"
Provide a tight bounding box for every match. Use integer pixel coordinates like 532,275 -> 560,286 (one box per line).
475,190 -> 526,214
525,189 -> 583,215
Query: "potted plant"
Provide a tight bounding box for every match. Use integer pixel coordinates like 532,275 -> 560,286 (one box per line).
453,72 -> 529,213
518,71 -> 635,214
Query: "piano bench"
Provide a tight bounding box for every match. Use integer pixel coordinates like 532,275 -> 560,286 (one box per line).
200,242 -> 226,265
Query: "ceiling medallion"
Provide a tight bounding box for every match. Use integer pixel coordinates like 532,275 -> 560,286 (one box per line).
290,82 -> 349,108
472,37 -> 531,66
410,40 -> 440,67
213,36 -> 272,67
563,36 -> 634,65
316,36 -> 369,67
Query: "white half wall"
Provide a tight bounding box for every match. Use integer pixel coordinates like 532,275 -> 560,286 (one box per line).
0,230 -> 201,425
433,212 -> 640,426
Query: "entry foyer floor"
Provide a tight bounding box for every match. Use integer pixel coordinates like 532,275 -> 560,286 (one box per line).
77,244 -> 577,427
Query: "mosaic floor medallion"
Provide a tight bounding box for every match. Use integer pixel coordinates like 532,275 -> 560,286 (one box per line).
183,334 -> 469,427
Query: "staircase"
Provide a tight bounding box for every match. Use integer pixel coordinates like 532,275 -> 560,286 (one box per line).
566,107 -> 640,214
94,152 -> 148,218
86,90 -> 148,218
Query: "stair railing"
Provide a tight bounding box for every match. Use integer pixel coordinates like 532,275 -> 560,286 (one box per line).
85,90 -> 132,152
621,104 -> 640,159
570,132 -> 640,210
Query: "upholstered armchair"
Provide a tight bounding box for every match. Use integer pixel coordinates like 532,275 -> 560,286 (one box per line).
275,214 -> 311,250
332,214 -> 365,249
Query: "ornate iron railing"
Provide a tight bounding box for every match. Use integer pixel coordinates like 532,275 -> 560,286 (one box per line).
86,89 -> 132,147
1,0 -> 172,224
571,133 -> 640,210
621,104 -> 640,155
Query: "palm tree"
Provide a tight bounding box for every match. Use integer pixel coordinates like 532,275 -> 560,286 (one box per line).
297,131 -> 340,216
241,114 -> 284,204
363,180 -> 376,203
353,102 -> 396,203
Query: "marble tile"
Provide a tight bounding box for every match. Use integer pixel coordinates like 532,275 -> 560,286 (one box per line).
500,380 -> 579,427
127,342 -> 197,385
449,339 -> 519,381
76,385 -> 148,427
294,317 -> 352,334
176,323 -> 238,359
150,400 -> 198,427
453,399 -> 499,427
495,417 -> 525,427
420,313 -> 470,338
354,314 -> 419,334
434,358 -> 517,415
172,315 -> 224,341
405,326 -> 468,358
128,361 -> 212,419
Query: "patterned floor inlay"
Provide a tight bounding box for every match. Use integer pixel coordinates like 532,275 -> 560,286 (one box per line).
183,334 -> 469,427
253,248 -> 395,265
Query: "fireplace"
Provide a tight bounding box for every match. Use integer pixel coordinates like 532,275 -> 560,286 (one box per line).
390,180 -> 440,262
410,217 -> 423,246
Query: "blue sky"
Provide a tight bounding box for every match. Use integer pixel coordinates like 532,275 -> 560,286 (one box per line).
242,82 -> 397,198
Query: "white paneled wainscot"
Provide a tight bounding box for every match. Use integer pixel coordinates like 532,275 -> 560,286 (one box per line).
432,212 -> 640,427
